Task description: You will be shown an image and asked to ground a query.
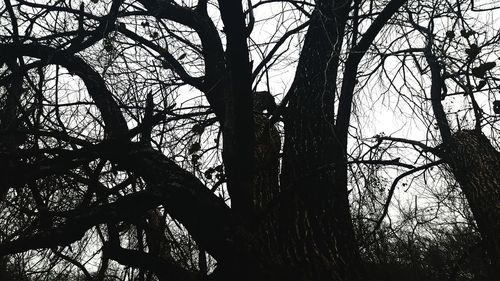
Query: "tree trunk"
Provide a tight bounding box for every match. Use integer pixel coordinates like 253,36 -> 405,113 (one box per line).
276,1 -> 365,280
441,130 -> 500,278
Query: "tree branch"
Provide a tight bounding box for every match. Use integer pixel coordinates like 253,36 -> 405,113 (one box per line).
347,158 -> 415,169
138,0 -> 227,122
252,20 -> 310,80
103,243 -> 200,281
336,0 -> 408,145
0,44 -> 128,138
372,160 -> 444,232
217,0 -> 255,218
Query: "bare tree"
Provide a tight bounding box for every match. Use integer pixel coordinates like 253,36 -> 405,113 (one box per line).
0,0 -> 417,280
352,0 -> 500,278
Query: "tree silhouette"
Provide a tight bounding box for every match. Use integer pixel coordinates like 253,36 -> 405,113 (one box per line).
2,0 -> 498,281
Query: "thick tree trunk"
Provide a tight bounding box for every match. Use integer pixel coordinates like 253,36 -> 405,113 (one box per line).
276,1 -> 365,280
441,130 -> 500,278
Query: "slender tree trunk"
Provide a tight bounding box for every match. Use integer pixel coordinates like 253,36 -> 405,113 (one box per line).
440,130 -> 500,279
0,59 -> 24,199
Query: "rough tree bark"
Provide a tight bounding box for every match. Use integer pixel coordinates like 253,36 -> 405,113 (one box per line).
438,130 -> 500,278
277,1 -> 365,279
422,34 -> 500,279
